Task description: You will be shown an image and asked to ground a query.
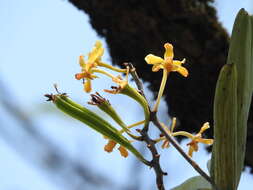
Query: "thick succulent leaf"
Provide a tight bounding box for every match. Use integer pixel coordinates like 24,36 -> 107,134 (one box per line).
211,64 -> 237,190
211,9 -> 253,190
226,9 -> 253,187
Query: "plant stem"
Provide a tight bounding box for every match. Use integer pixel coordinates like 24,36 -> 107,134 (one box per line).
137,128 -> 167,190
127,62 -> 166,190
153,69 -> 168,112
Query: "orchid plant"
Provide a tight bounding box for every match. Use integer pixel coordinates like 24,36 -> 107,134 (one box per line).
46,9 -> 253,190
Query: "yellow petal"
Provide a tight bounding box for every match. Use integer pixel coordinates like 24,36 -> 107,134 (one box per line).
152,64 -> 163,72
171,117 -> 177,133
172,60 -> 184,66
84,79 -> 92,93
79,55 -> 85,67
188,146 -> 194,157
88,41 -> 104,64
145,54 -> 164,65
118,146 -> 128,157
75,73 -> 85,80
197,138 -> 214,145
199,122 -> 210,134
175,66 -> 189,77
90,73 -> 98,79
164,43 -> 174,59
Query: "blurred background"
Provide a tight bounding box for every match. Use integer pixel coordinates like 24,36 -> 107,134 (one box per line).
0,0 -> 252,189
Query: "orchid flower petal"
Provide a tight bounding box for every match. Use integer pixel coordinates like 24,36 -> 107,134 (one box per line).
145,54 -> 164,65
164,43 -> 174,59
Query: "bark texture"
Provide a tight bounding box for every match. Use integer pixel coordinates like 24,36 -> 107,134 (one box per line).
68,0 -> 253,170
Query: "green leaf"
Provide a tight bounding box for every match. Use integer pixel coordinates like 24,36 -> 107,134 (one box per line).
171,176 -> 211,190
226,8 -> 253,187
211,8 -> 253,190
211,64 -> 238,190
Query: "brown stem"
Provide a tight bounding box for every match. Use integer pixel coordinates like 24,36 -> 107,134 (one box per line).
126,62 -> 166,190
137,127 -> 167,190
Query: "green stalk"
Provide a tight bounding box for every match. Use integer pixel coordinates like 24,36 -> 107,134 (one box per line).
120,84 -> 150,127
153,69 -> 168,112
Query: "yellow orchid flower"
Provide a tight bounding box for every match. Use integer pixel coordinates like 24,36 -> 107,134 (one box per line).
145,43 -> 188,77
156,119 -> 213,157
75,41 -> 103,93
144,43 -> 189,112
87,40 -> 104,65
186,122 -> 213,157
75,55 -> 99,93
173,122 -> 213,157
75,41 -> 127,93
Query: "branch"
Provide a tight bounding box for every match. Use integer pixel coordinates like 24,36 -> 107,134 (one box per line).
137,128 -> 167,190
125,63 -> 166,190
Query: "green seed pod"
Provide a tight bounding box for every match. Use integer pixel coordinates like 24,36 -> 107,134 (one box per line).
47,93 -> 149,165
